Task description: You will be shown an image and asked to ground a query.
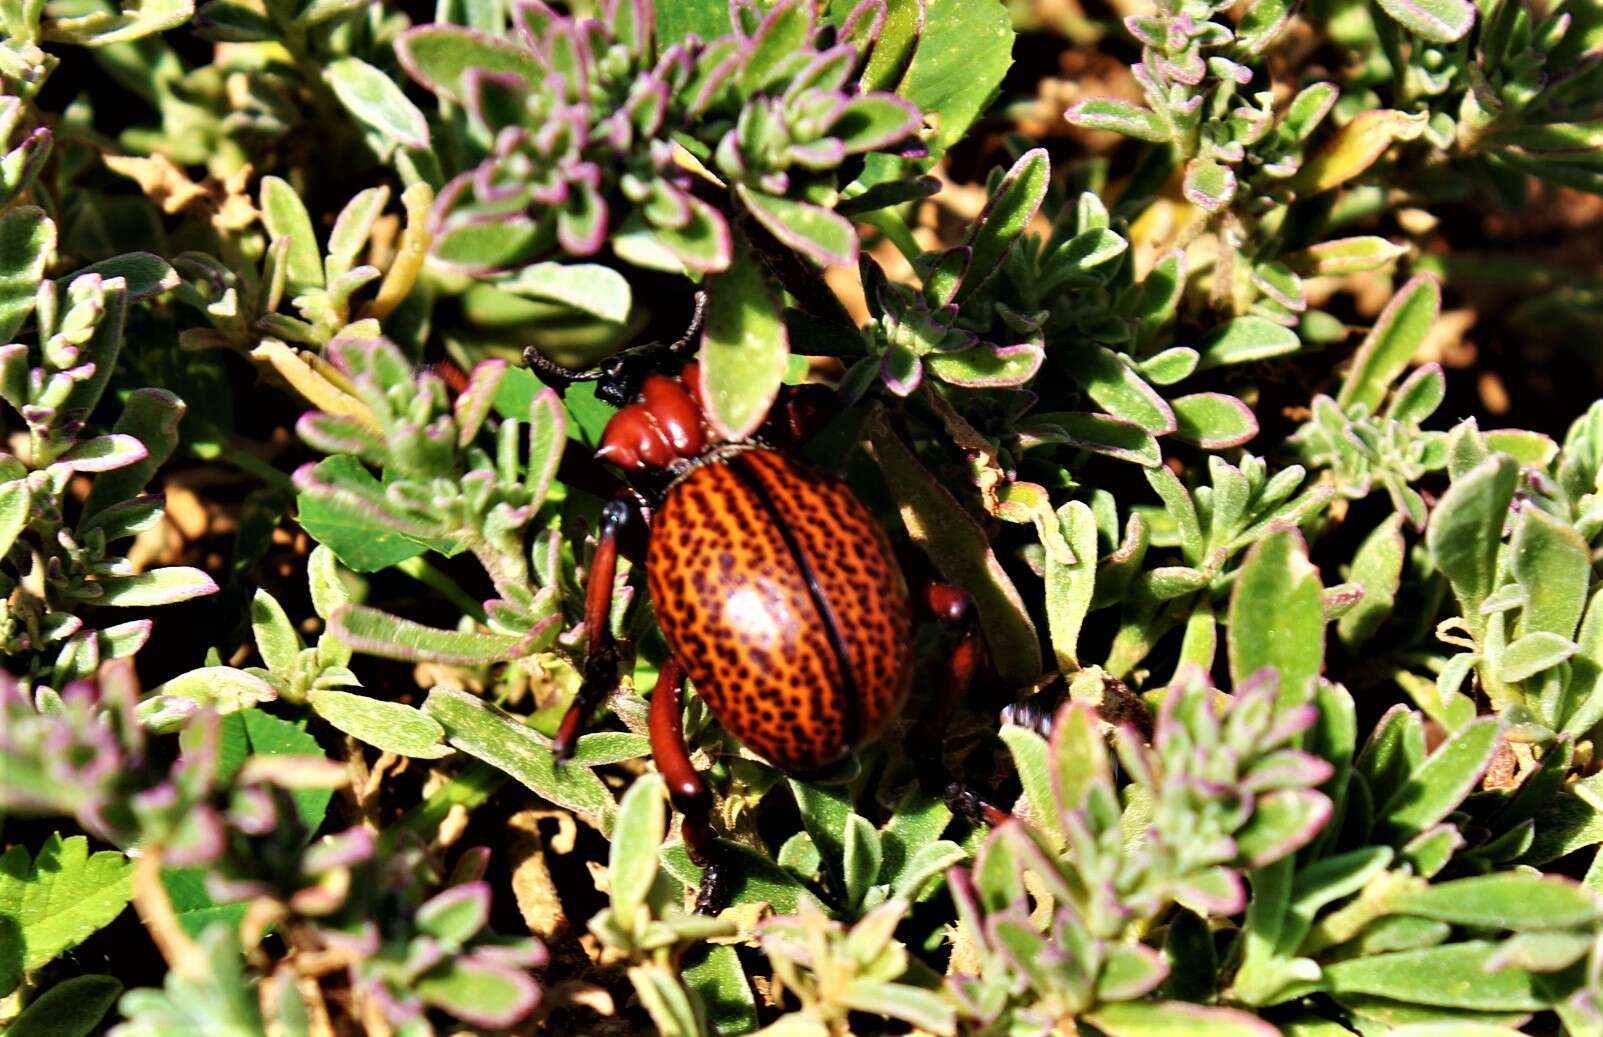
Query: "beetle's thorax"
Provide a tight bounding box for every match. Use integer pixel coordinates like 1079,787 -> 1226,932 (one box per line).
595,361 -> 726,472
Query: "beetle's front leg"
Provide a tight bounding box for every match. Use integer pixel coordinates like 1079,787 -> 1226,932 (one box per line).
650,655 -> 729,914
908,582 -> 1010,828
553,497 -> 635,762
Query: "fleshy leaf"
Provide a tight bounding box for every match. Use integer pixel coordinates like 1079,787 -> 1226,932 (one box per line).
326,57 -> 431,149
699,242 -> 789,439
310,689 -> 453,758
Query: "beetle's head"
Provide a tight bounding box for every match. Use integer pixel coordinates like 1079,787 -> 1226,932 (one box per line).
520,290 -> 708,409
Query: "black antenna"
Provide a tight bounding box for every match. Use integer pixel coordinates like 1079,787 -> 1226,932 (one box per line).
521,291 -> 708,402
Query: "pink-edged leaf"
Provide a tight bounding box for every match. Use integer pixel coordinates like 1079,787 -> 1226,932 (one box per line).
396,25 -> 542,103
329,604 -> 540,664
1171,392 -> 1259,449
55,434 -> 148,473
926,342 -> 1043,388
416,956 -> 541,1029
1236,788 -> 1333,867
1086,1000 -> 1280,1037
97,566 -> 218,606
735,185 -> 857,268
454,359 -> 507,446
525,388 -> 566,506
1063,345 -> 1177,434
416,880 -> 493,943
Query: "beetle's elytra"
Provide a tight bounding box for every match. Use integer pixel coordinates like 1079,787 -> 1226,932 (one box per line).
534,296 -> 991,911
647,445 -> 914,772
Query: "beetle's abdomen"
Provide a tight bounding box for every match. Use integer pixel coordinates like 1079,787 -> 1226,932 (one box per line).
646,448 -> 913,773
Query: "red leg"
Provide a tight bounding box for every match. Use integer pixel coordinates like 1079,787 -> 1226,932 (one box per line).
650,655 -> 728,913
553,497 -> 634,761
907,582 -> 1010,828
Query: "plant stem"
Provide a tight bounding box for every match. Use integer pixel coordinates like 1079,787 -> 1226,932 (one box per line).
130,846 -> 208,981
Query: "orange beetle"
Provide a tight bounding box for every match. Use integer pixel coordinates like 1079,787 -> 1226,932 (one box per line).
527,295 -> 994,911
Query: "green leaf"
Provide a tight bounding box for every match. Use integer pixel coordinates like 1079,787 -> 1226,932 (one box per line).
1482,429 -> 1556,467
789,779 -> 852,876
1500,631 -> 1578,683
1183,158 -> 1238,212
1228,529 -> 1326,707
1045,500 -> 1097,671
610,773 -> 666,928
1084,1000 -> 1279,1036
414,957 -> 540,1029
958,148 -> 1049,301
97,566 -> 218,606
110,926 -> 264,1035
1322,942 -> 1546,1010
895,0 -> 1014,155
6,974 -> 123,1037
925,342 -> 1043,388
432,217 -> 543,273
1171,393 -> 1259,449
60,252 -> 179,302
878,789 -> 954,890
1197,315 -> 1300,369
890,840 -> 966,900
84,388 -> 185,519
241,709 -> 333,831
141,665 -> 276,730
0,835 -> 132,996
41,0 -> 191,45
423,685 -> 618,833
495,262 -> 631,324
1291,109 -> 1428,194
250,589 -> 302,674
396,24 -> 542,103
1029,411 -> 1161,466
1001,724 -> 1065,848
1427,455 -> 1518,629
1378,715 -> 1501,842
736,187 -> 856,268
1512,504 -> 1589,640
161,866 -> 248,938
699,241 -> 789,440
1337,275 -> 1440,413
683,944 -> 758,1036
1374,0 -> 1476,41
1339,514 -> 1405,647
738,0 -> 815,96
332,605 -> 532,664
308,545 -> 352,622
660,841 -> 816,913
1285,236 -> 1409,277
655,0 -> 727,44
0,479 -> 30,561
310,688 -> 453,758
1390,873 -> 1599,930
260,176 -> 323,296
842,814 -> 882,909
1067,98 -> 1168,142
326,57 -> 430,150
1063,346 -> 1176,434
841,979 -> 956,1034
868,416 -> 1041,685
294,455 -> 436,572
0,206 -> 53,342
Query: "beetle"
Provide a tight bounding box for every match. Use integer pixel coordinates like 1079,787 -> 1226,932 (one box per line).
526,295 -> 1002,911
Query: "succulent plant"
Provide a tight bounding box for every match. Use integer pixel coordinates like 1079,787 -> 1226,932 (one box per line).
0,214 -> 212,687
400,0 -> 926,276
